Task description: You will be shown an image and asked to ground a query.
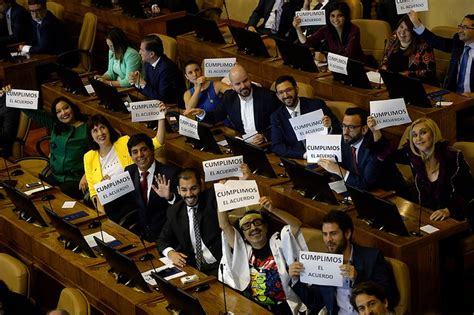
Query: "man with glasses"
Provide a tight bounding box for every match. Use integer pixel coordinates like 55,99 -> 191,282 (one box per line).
318,107 -> 404,191
271,74 -> 340,159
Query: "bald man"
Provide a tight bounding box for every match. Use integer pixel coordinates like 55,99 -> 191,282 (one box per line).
185,64 -> 279,145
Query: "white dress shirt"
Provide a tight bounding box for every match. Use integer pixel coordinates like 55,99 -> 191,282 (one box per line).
239,93 -> 257,136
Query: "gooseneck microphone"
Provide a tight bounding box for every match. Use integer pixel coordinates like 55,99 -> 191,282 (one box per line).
334,155 -> 350,205
1,153 -> 17,187
218,264 -> 229,315
139,235 -> 158,271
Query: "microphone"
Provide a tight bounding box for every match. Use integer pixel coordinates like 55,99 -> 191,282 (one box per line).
334,155 -> 350,205
90,198 -> 104,241
218,264 -> 229,315
410,188 -> 423,237
38,176 -> 54,211
139,228 -> 156,263
1,153 -> 17,187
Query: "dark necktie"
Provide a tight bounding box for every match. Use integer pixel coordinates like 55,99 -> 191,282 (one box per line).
140,171 -> 149,205
457,46 -> 471,93
314,2 -> 323,10
36,23 -> 41,43
192,206 -> 204,270
351,146 -> 359,175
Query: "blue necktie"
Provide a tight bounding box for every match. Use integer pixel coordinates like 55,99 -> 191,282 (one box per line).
457,46 -> 471,93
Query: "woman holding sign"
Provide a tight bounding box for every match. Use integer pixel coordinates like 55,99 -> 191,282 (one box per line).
182,60 -> 231,111
380,15 -> 437,85
293,1 -> 364,61
83,106 -> 166,222
369,116 -> 474,226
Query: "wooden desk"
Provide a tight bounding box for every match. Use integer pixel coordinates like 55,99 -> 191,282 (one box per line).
0,54 -> 57,89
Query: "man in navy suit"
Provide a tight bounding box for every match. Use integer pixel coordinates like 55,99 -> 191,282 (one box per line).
129,34 -> 185,107
318,107 -> 404,191
271,74 -> 341,159
289,210 -> 399,314
125,133 -> 180,242
0,0 -> 32,45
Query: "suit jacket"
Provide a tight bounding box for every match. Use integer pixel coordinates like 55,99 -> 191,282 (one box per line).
29,11 -> 72,55
0,3 -> 32,45
156,189 -> 222,270
292,244 -> 399,313
105,47 -> 141,87
271,97 -> 341,159
139,55 -> 185,106
419,29 -> 474,92
124,161 -> 181,241
203,84 -> 279,139
151,0 -> 198,13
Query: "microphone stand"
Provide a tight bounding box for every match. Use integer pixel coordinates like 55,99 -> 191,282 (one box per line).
334,155 -> 350,205
218,264 -> 230,315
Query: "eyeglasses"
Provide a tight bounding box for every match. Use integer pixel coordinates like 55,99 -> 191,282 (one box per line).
240,218 -> 264,231
341,123 -> 363,131
276,87 -> 294,96
458,24 -> 474,31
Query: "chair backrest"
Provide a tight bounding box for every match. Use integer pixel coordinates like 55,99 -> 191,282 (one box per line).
385,257 -> 410,315
431,26 -> 458,85
57,288 -> 90,315
76,12 -> 98,73
270,81 -> 314,98
198,0 -> 224,21
150,33 -> 178,63
300,227 -> 326,252
453,142 -> 474,179
10,112 -> 31,160
46,2 -> 64,21
0,253 -> 30,296
341,0 -> 363,20
397,126 -> 414,185
16,0 -> 28,8
223,0 -> 256,23
352,19 -> 392,65
325,100 -> 356,122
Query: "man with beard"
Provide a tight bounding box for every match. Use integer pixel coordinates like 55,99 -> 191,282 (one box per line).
185,64 -> 279,145
270,75 -> 340,159
288,210 -> 399,314
318,107 -> 404,191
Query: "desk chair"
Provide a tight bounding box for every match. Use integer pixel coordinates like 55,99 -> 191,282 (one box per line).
352,19 -> 392,66
9,112 -> 31,161
16,0 -> 27,8
300,227 -> 326,252
431,26 -> 458,86
46,2 -> 65,21
385,257 -> 410,315
341,0 -> 363,20
325,101 -> 356,122
150,33 -> 177,63
56,287 -> 91,315
0,253 -> 30,297
396,126 -> 414,185
197,0 -> 223,22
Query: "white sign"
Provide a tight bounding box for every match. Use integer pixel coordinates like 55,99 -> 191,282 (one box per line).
370,98 -> 411,130
214,180 -> 260,212
203,155 -> 244,182
6,89 -> 39,109
204,58 -> 237,77
179,115 -> 200,140
94,171 -> 134,205
130,100 -> 165,122
289,109 -> 327,141
395,0 -> 428,14
299,251 -> 344,287
295,10 -> 326,26
327,53 -> 348,75
306,134 -> 341,163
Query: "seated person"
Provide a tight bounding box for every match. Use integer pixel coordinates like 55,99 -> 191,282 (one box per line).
183,60 -> 231,112
318,107 -> 405,191
0,85 -> 19,157
0,0 -> 32,45
129,34 -> 185,106
185,64 -> 280,145
218,195 -> 307,314
0,280 -> 40,315
293,1 -> 364,61
84,110 -> 166,223
350,281 -> 391,315
369,116 -> 474,227
271,74 -> 341,159
95,28 -> 141,88
381,15 -> 437,85
289,210 -> 399,314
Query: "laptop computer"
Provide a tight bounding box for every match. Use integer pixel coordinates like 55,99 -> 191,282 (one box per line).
186,123 -> 223,155
56,64 -> 90,96
89,77 -> 130,113
228,26 -> 271,58
273,37 -> 319,73
380,70 -> 432,108
332,57 -> 372,89
191,15 -> 226,44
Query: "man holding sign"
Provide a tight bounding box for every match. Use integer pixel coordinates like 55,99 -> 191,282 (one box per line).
271,75 -> 340,159
288,211 -> 399,314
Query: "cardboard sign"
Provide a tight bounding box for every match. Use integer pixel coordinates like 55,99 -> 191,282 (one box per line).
203,155 -> 244,182
306,134 -> 341,163
299,251 -> 344,287
6,89 -> 39,109
204,58 -> 236,77
370,98 -> 412,130
130,100 -> 165,122
179,115 -> 200,140
295,10 -> 326,26
396,0 -> 428,14
214,180 -> 260,212
289,109 -> 327,141
327,53 -> 348,75
94,171 -> 134,205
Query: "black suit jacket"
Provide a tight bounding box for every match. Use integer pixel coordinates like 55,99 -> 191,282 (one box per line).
0,3 -> 32,45
419,29 -> 474,92
156,189 -> 222,270
203,84 -> 279,139
125,161 -> 181,241
29,11 -> 71,55
151,0 -> 198,13
271,97 -> 341,159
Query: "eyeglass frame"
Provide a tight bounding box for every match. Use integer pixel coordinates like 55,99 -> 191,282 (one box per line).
341,123 -> 363,131
458,24 -> 474,31
240,218 -> 265,231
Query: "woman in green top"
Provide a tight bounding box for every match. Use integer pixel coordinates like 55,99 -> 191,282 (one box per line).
24,97 -> 89,199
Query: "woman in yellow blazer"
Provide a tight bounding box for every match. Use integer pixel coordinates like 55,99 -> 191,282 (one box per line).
83,105 -> 166,222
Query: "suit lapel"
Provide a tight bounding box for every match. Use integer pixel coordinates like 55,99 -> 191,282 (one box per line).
253,89 -> 260,131
178,203 -> 193,253
233,95 -> 244,133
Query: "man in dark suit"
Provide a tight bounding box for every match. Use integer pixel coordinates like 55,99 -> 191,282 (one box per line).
129,34 -> 185,107
271,74 -> 341,159
156,168 -> 222,276
0,0 -> 32,45
125,133 -> 180,242
289,210 -> 399,314
186,64 -> 279,145
318,107 -> 405,192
